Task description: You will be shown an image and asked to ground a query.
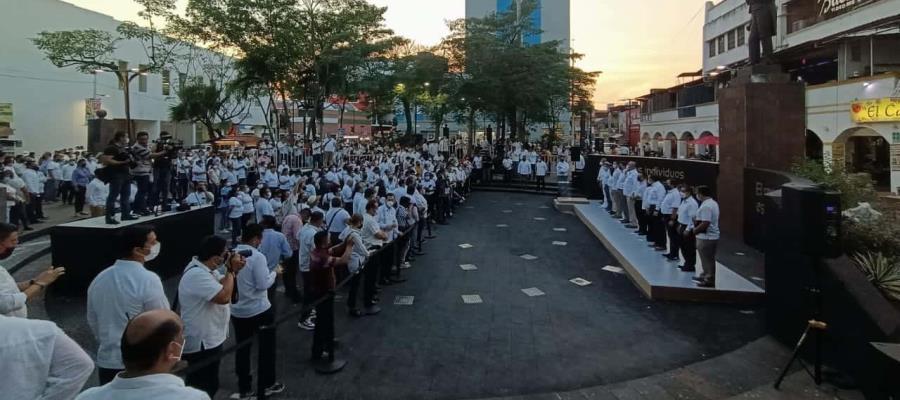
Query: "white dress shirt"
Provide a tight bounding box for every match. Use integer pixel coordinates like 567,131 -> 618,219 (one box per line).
661,188 -> 681,214
677,196 -> 699,227
0,265 -> 26,317
1,315 -> 94,400
87,260 -> 169,369
230,245 -> 274,319
177,259 -> 228,354
360,213 -> 383,248
297,224 -> 319,273
254,197 -> 274,222
75,373 -> 209,400
696,198 -> 721,240
86,178 -> 108,207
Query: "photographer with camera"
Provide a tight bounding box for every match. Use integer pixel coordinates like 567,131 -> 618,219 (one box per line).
99,132 -> 134,225
151,132 -> 179,211
176,235 -> 246,398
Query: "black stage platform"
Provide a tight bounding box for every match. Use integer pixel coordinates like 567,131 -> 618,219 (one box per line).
49,206 -> 215,296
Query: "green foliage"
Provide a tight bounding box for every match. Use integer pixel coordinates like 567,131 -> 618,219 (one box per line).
791,159 -> 877,209
850,252 -> 900,302
170,82 -> 247,141
31,30 -> 119,72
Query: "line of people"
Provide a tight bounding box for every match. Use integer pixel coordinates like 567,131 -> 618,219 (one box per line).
597,159 -> 720,288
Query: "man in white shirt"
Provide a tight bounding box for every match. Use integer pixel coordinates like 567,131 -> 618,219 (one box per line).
254,188 -> 275,222
692,186 -> 720,288
623,162 -> 639,227
87,226 -> 169,384
534,158 -> 548,191
660,179 -> 683,261
60,160 -> 76,206
0,314 -> 93,400
645,175 -> 668,250
184,183 -> 214,207
177,236 -> 245,398
75,309 -> 210,400
86,177 -> 109,217
361,199 -> 388,314
323,135 -> 337,168
297,212 -> 325,330
676,185 -> 699,272
231,224 -> 284,399
609,163 -> 623,218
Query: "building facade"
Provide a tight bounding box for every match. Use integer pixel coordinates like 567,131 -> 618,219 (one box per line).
628,0 -> 900,191
465,0 -> 571,50
0,0 -> 268,155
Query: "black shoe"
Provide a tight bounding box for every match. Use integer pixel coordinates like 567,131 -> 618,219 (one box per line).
22,227 -> 34,231
364,305 -> 382,315
348,308 -> 364,317
664,255 -> 679,261
696,280 -> 715,288
691,276 -> 704,283
679,266 -> 696,272
638,232 -> 647,236
121,215 -> 138,221
106,218 -> 120,225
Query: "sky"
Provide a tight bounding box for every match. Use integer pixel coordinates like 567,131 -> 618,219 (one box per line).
62,0 -> 713,109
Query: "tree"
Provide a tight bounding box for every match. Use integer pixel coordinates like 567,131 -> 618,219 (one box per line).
32,0 -> 183,139
169,81 -> 249,141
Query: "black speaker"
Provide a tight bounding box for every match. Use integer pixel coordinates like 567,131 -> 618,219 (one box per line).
781,183 -> 842,259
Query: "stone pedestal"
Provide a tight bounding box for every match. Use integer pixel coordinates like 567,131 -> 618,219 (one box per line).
717,74 -> 805,239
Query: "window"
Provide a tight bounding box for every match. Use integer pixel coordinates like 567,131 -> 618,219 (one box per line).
118,61 -> 128,90
138,64 -> 148,93
727,30 -> 736,50
708,40 -> 717,57
179,72 -> 187,92
717,36 -> 725,54
162,70 -> 171,96
737,27 -> 746,46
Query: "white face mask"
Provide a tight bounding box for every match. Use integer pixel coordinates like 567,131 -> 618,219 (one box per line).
145,242 -> 161,262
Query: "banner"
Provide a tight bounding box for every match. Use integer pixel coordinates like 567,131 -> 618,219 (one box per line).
818,0 -> 881,20
850,98 -> 900,123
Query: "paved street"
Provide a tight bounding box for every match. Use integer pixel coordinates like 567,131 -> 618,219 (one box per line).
31,191 -> 765,400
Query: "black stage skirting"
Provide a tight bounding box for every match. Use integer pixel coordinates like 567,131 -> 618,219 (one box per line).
582,154 -> 720,199
49,206 -> 215,296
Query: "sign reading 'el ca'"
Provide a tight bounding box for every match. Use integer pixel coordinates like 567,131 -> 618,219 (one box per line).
850,98 -> 900,123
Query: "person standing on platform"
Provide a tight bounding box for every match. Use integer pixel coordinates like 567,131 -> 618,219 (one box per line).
0,223 -> 66,317
130,132 -> 164,216
609,162 -> 627,219
87,225 -> 169,385
623,162 -> 639,227
634,174 -> 648,236
100,132 -> 135,225
534,158 -> 548,191
613,163 -> 627,220
323,134 -> 338,168
661,180 -> 682,261
677,185 -> 699,272
230,224 -> 285,399
309,230 -> 353,362
692,186 -> 720,288
597,160 -> 610,210
556,157 -> 570,197
75,309 -> 210,400
177,236 -> 245,398
72,159 -> 92,217
0,314 -> 93,400
646,175 -> 668,251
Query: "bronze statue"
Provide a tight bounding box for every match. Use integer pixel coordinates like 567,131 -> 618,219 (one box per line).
747,0 -> 776,65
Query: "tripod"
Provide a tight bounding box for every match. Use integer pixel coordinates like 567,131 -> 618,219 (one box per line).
774,257 -> 828,389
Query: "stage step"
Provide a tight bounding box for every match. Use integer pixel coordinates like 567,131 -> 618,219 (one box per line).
572,201 -> 764,304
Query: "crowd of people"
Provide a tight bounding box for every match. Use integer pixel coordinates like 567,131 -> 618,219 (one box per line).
0,131 -> 479,400
596,159 -> 720,288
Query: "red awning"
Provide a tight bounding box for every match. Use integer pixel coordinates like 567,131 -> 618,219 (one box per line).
691,135 -> 719,145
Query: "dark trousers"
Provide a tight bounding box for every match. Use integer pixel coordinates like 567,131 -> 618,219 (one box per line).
27,194 -> 44,222
73,186 -> 86,213
679,225 -> 697,269
9,202 -> 29,229
98,367 -> 123,385
105,174 -> 131,219
283,250 -> 300,303
59,181 -> 74,204
151,168 -> 172,208
183,344 -> 223,398
635,202 -> 647,234
311,295 -> 335,359
653,213 -> 667,247
133,175 -> 151,213
346,272 -> 362,310
536,175 -> 546,191
230,217 -> 242,245
301,271 -> 313,321
379,241 -> 395,282
363,247 -> 381,306
666,219 -> 680,258
231,308 -> 275,394
415,219 -> 425,248
603,185 -> 613,211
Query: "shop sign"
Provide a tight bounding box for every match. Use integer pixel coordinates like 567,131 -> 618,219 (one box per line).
850,97 -> 900,123
892,144 -> 900,171
0,103 -> 11,125
819,0 -> 882,20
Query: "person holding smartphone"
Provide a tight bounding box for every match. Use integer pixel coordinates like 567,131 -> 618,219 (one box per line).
177,235 -> 246,398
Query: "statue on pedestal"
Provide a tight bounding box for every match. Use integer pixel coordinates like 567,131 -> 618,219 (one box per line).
747,0 -> 776,65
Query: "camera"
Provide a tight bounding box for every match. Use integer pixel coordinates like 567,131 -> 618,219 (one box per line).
153,136 -> 184,157
237,249 -> 253,258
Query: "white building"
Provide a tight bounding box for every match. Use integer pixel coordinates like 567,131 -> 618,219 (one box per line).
0,0 -> 267,155
635,0 -> 900,191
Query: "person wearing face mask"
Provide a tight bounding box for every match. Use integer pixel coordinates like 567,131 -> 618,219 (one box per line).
254,187 -> 275,223
176,235 -> 246,398
87,225 -> 169,384
72,159 -> 93,217
660,179 -> 683,261
75,309 -> 209,400
676,185 -> 699,272
0,223 -> 66,317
